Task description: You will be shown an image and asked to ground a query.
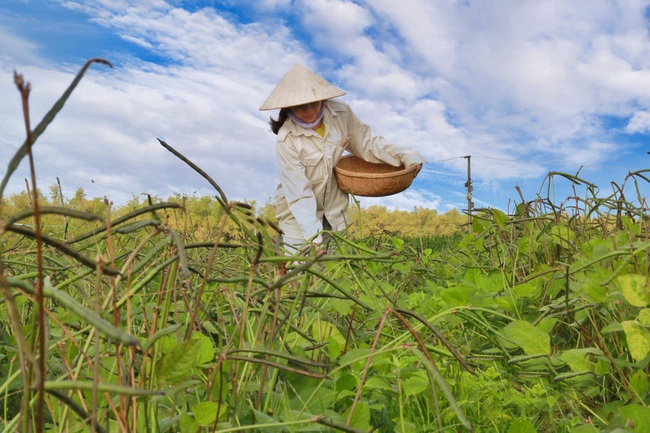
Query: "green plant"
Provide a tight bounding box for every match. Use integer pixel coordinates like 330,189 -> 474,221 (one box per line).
2,60 -> 650,433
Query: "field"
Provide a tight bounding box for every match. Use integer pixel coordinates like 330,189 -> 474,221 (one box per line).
1,60 -> 649,433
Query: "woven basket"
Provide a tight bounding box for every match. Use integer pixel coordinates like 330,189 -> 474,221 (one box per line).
334,155 -> 416,197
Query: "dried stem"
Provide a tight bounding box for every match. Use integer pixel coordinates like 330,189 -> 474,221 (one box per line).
14,69 -> 46,433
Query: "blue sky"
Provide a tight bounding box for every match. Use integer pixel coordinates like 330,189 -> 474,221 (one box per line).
2,0 -> 650,216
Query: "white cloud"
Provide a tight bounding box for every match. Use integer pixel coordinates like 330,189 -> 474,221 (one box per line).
626,111 -> 650,133
356,188 -> 442,211
3,0 -> 650,212
0,25 -> 45,66
300,0 -> 373,52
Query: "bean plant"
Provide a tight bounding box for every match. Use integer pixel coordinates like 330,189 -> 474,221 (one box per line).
1,60 -> 649,433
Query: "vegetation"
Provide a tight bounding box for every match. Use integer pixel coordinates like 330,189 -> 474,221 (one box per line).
0,189 -> 466,242
1,59 -> 649,433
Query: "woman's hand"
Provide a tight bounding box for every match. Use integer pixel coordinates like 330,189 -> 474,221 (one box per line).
412,163 -> 423,178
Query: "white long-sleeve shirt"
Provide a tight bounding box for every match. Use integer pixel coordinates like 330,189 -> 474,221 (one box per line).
273,100 -> 426,244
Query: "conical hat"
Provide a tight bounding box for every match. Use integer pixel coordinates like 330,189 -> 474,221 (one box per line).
259,64 -> 346,111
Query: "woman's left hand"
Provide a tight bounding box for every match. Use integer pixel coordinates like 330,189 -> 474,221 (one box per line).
412,163 -> 423,178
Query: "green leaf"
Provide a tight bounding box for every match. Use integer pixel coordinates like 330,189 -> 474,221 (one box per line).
619,404 -> 650,433
297,386 -> 336,414
192,401 -> 226,426
639,308 -> 650,327
551,225 -> 575,248
472,217 -> 485,233
577,266 -> 611,303
343,401 -> 371,431
582,279 -> 608,303
616,274 -> 650,307
155,338 -> 201,383
508,417 -> 536,433
569,425 -> 600,433
560,348 -> 603,372
403,373 -> 428,396
179,412 -> 199,433
191,332 -> 215,365
514,283 -> 541,298
622,321 -> 650,362
339,348 -> 371,370
440,286 -> 471,307
601,322 -> 624,334
394,420 -> 417,433
491,208 -> 509,228
330,297 -> 353,315
312,320 -> 345,359
336,373 -> 360,393
251,410 -> 287,432
629,369 -> 649,399
503,320 -> 551,355
202,320 -> 219,334
142,323 -> 183,351
328,334 -> 342,359
391,237 -> 405,251
595,358 -> 610,375
364,377 -> 394,392
536,317 -> 558,334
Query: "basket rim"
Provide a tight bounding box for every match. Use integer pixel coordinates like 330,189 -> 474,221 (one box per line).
333,154 -> 416,179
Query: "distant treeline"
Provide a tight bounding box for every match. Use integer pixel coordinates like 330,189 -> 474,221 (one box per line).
1,187 -> 466,240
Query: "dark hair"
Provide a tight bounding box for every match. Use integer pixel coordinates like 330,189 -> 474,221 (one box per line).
269,109 -> 289,135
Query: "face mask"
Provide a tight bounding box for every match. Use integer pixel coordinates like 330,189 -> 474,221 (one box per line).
287,101 -> 326,129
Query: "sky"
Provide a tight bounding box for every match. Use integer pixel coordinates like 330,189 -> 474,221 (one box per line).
2,0 -> 650,216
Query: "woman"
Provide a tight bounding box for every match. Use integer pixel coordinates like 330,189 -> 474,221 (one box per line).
260,64 -> 425,252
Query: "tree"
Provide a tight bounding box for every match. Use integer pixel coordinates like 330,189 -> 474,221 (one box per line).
69,187 -> 86,210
